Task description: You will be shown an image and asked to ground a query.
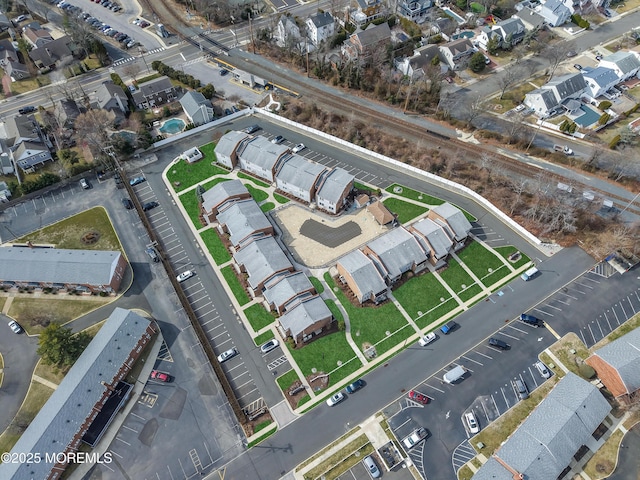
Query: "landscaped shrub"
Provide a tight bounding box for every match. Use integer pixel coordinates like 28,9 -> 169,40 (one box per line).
598,101 -> 612,110
609,134 -> 621,149
570,14 -> 590,29
623,103 -> 640,117
598,113 -> 611,125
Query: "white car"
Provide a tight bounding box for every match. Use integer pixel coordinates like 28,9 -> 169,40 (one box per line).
292,143 -> 305,153
176,270 -> 195,283
217,347 -> 238,363
535,361 -> 551,379
8,320 -> 23,334
326,392 -> 345,407
260,338 -> 280,354
402,427 -> 428,449
464,412 -> 480,434
514,104 -> 526,112
418,332 -> 437,346
79,178 -> 90,189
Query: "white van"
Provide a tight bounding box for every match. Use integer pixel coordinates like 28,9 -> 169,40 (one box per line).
443,365 -> 467,384
521,266 -> 539,281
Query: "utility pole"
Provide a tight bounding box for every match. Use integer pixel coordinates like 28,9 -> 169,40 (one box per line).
403,76 -> 413,114
249,12 -> 255,54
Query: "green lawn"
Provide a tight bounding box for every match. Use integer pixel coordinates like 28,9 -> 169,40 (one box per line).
324,299 -> 343,323
457,242 -> 508,287
200,229 -> 231,265
244,304 -> 276,332
309,276 -> 324,294
254,330 -> 275,346
325,273 -> 411,355
274,193 -> 290,204
382,198 -> 428,224
221,265 -> 250,306
493,246 -> 531,269
166,142 -> 229,192
354,181 -> 376,192
438,259 -> 479,299
179,178 -> 231,227
483,266 -> 512,290
394,272 -> 455,320
286,332 -> 361,385
245,184 -> 269,202
414,298 -> 459,330
385,184 -> 445,206
260,202 -> 276,212
276,369 -> 301,392
238,172 -> 270,187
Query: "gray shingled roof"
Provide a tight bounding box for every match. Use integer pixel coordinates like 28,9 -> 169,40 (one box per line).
178,90 -> 211,117
514,7 -> 545,29
139,76 -> 174,97
0,309 -> 153,480
547,72 -> 587,101
316,167 -> 354,205
366,227 -> 427,279
473,373 -> 610,480
263,271 -> 314,308
238,136 -> 289,179
496,17 -> 525,37
0,247 -> 122,286
528,88 -> 559,110
214,130 -> 250,159
276,154 -> 327,193
591,327 -> 640,395
353,22 -> 391,48
217,198 -> 272,247
233,236 -> 293,290
431,203 -> 472,241
442,38 -> 474,56
601,51 -> 640,75
279,295 -> 332,339
0,115 -> 39,146
582,66 -> 619,88
201,179 -> 247,214
411,218 -> 452,258
309,11 -> 333,28
337,249 -> 387,297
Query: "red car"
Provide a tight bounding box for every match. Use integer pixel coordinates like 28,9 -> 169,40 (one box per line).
408,390 -> 429,404
150,370 -> 170,382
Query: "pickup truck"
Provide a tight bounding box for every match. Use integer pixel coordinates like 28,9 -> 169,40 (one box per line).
402,427 -> 428,449
440,321 -> 458,335
554,145 -> 573,155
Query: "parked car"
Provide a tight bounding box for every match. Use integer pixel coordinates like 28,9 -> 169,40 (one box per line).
145,247 -> 160,263
121,198 -> 133,209
326,392 -> 345,407
363,456 -> 381,478
595,54 -> 603,61
220,69 -> 229,76
244,125 -> 261,134
440,321 -> 458,335
408,390 -> 429,404
18,105 -> 36,114
519,313 -> 544,328
488,337 -> 509,350
79,178 -> 90,189
402,427 -> 428,449
514,104 -> 526,112
292,143 -> 306,153
566,50 -> 577,57
573,64 -> 583,70
464,412 -> 480,434
271,135 -> 284,144
535,361 -> 551,379
150,370 -> 170,382
129,176 -> 145,186
418,332 -> 437,346
217,347 -> 238,363
142,201 -> 159,211
260,338 -> 279,354
513,379 -> 529,399
345,379 -> 364,394
176,270 -> 195,282
8,320 -> 23,334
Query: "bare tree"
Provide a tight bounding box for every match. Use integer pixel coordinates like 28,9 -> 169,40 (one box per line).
541,41 -> 575,79
505,112 -> 526,144
497,64 -> 523,99
509,177 -> 528,215
122,62 -> 142,81
462,95 -> 485,128
73,110 -> 114,155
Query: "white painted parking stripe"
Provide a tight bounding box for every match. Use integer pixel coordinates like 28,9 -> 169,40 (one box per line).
397,418 -> 412,429
603,312 -> 613,332
587,324 -> 597,344
497,331 -> 520,341
198,309 -> 219,318
571,288 -> 587,295
575,281 -> 594,290
583,276 -> 600,284
193,301 -> 213,311
425,383 -> 445,393
237,389 -> 261,402
580,329 -> 587,345
500,388 -> 510,408
122,425 -> 139,433
596,319 -> 605,339
620,302 -> 629,321
556,299 -> 570,305
115,437 -> 131,446
131,413 -> 145,421
506,324 -> 528,334
475,351 -> 493,360
211,332 -> 231,342
533,308 -> 553,317
558,291 -> 578,300
110,450 -> 123,459
462,355 -> 483,366
544,304 -> 562,311
234,378 -> 255,389
630,296 -> 637,315
612,307 -> 621,325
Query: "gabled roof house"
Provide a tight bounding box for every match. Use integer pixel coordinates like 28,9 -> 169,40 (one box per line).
13,141 -> 53,172
362,227 -> 428,284
28,35 -> 74,68
216,198 -> 274,248
513,7 -> 545,31
305,12 -> 334,47
343,22 -> 392,63
132,76 -> 179,109
179,90 -> 214,126
538,0 -> 571,26
395,44 -> 441,78
275,154 -> 327,204
201,179 -> 250,223
599,51 -> 640,81
439,38 -> 475,70
237,136 -> 290,183
524,72 -> 586,116
315,167 -> 354,214
336,249 -> 388,304
409,217 -> 453,267
263,271 -> 316,315
93,81 -> 129,114
397,0 -> 433,21
23,26 -> 53,48
428,202 -> 472,249
214,130 -> 251,169
478,17 -> 526,50
233,236 -> 295,295
582,67 -> 620,98
278,295 -> 333,345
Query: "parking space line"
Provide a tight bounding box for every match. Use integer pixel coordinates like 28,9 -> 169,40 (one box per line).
211,332 -> 231,342
596,320 -> 605,339
122,425 -> 139,433
620,302 -> 629,321
425,383 -> 445,393
227,364 -> 247,375
130,412 -> 146,421
475,351 -> 493,360
110,450 -> 122,459
193,301 -> 213,311
587,324 -> 597,344
199,310 -> 219,319
612,307 -> 621,325
558,291 -> 578,300
115,437 -> 131,446
527,367 -> 538,387
556,299 -> 570,305
506,324 -> 528,334
583,276 -> 600,284
500,388 -> 510,409
603,312 -> 613,332
571,288 -> 587,295
462,355 -> 483,366
533,308 -> 553,317
575,281 -> 594,289
630,296 -> 637,315
580,329 -> 587,345
497,331 -> 520,341
544,304 -> 562,311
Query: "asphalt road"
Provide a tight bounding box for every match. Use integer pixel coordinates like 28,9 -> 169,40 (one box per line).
609,424 -> 640,480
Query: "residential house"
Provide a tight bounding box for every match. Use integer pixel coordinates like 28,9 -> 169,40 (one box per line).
0,12 -> 10,31
216,199 -> 274,248
367,201 -> 395,225
263,271 -> 316,314
315,167 -> 354,214
0,39 -> 18,67
599,51 -> 640,82
132,76 -> 179,109
214,130 -> 251,169
439,38 -> 475,70
28,36 -> 74,68
428,202 -> 472,250
473,373 -> 610,480
55,98 -> 81,128
477,17 -> 525,50
275,15 -> 304,50
586,327 -> 640,404
4,59 -> 31,80
513,8 -> 545,32
395,44 -> 441,78
13,141 -> 53,172
538,0 -> 571,26
524,72 -> 586,116
201,179 -> 251,223
362,227 -> 429,284
336,249 -> 388,304
237,136 -> 290,183
343,22 -> 392,64
93,81 -> 130,114
397,0 -> 433,21
0,180 -> 11,202
0,308 -> 156,480
409,217 -> 453,267
179,90 -> 214,126
581,67 -> 619,98
233,236 -> 295,295
278,295 -> 333,345
306,12 -> 334,47
275,154 -> 327,204
0,115 -> 44,149
22,26 -> 53,48
349,0 -> 386,26
0,248 -> 128,293
0,140 -> 14,175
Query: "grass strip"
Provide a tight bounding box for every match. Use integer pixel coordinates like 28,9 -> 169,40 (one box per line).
200,229 -> 231,265
221,265 -> 250,306
244,304 -> 276,331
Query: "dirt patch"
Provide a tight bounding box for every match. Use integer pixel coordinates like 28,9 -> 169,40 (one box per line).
242,411 -> 274,437
282,373 -> 330,411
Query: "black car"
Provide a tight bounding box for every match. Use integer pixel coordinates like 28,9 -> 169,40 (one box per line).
488,337 -> 509,350
244,125 -> 261,134
18,106 -> 36,114
121,198 -> 133,209
220,69 -> 229,76
519,313 -> 544,328
142,201 -> 159,211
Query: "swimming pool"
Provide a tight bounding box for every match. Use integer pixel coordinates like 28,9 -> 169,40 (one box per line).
442,7 -> 466,25
159,118 -> 186,135
452,31 -> 475,40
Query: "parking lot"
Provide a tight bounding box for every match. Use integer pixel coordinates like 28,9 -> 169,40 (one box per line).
129,174 -> 268,412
